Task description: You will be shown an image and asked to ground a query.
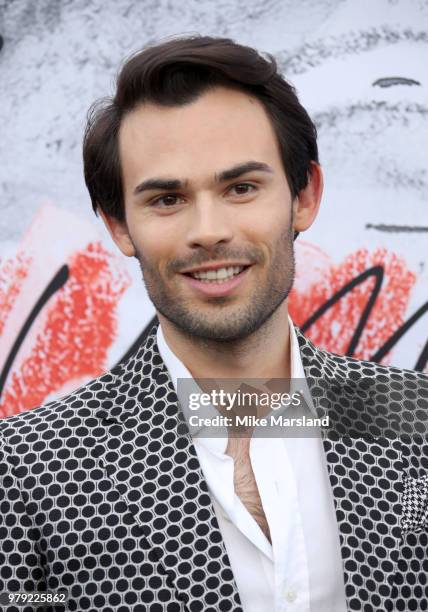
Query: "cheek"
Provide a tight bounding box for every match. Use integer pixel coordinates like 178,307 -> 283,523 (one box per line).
241,206 -> 291,247
126,212 -> 175,263
128,229 -> 171,271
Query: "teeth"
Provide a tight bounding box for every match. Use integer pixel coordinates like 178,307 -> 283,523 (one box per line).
191,266 -> 244,282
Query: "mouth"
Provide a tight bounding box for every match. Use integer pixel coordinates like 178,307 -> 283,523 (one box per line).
180,264 -> 252,297
182,265 -> 249,283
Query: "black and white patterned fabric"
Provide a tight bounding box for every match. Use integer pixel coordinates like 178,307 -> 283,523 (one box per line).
402,474 -> 428,534
0,322 -> 427,612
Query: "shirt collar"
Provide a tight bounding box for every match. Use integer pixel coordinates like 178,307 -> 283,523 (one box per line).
157,315 -> 304,383
156,316 -> 314,441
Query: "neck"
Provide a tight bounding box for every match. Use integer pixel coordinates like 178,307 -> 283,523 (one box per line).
157,302 -> 291,381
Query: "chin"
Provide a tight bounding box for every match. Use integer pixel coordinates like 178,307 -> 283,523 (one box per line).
173,313 -> 265,342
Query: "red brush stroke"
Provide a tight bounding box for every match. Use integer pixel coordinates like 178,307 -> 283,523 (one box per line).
0,253 -> 31,337
289,247 -> 416,362
0,242 -> 130,417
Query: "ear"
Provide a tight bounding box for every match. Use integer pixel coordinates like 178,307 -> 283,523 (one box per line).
97,207 -> 136,257
292,162 -> 323,233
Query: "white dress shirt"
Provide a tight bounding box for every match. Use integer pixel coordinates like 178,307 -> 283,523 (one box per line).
156,318 -> 347,611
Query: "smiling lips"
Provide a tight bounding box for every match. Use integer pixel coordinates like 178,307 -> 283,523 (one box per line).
188,265 -> 244,282
181,263 -> 252,297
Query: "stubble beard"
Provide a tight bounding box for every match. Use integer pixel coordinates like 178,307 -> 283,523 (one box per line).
135,224 -> 295,343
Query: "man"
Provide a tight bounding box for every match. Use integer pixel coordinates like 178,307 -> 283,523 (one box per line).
0,36 -> 427,612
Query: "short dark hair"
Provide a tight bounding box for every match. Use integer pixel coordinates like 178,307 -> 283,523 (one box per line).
83,35 -> 318,222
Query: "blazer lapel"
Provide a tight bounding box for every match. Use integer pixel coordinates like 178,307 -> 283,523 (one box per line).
295,326 -> 402,611
90,324 -> 243,612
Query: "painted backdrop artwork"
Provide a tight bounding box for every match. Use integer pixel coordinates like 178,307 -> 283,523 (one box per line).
0,0 -> 427,417
0,206 -> 131,418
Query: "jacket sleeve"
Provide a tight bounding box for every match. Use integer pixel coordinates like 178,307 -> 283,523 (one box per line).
0,435 -> 48,597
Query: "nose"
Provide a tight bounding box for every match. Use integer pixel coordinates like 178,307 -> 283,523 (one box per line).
185,197 -> 234,250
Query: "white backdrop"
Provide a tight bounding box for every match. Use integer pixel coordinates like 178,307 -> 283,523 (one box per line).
0,0 -> 427,416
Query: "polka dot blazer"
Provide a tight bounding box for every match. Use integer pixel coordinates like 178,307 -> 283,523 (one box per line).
1,323 -> 427,612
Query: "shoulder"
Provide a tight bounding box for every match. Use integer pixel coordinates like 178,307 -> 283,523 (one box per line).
0,322 -> 162,452
0,322 -> 162,451
296,324 -> 427,387
326,349 -> 426,385
0,366 -> 121,452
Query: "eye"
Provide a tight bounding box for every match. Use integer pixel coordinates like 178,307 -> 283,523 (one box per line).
150,193 -> 184,207
228,183 -> 257,196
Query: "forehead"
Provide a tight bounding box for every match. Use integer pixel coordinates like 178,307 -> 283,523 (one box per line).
118,86 -> 283,186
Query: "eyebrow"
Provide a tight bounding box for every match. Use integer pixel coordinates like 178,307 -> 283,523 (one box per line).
215,161 -> 274,182
132,161 -> 274,196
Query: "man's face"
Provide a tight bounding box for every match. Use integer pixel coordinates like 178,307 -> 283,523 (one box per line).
117,86 -> 297,341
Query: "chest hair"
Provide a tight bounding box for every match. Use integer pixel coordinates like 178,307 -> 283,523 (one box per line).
226,437 -> 271,543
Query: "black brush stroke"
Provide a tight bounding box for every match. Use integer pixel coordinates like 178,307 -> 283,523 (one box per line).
366,223 -> 428,233
0,265 -> 69,400
372,77 -> 421,88
301,266 -> 384,357
370,301 -> 428,367
415,338 -> 428,372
